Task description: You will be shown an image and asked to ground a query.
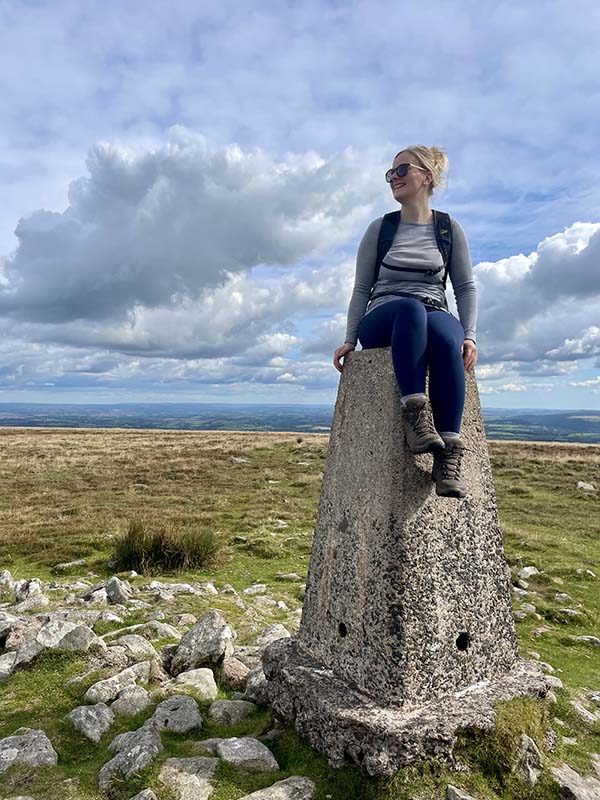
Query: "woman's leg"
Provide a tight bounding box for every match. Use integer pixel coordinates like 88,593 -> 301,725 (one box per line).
358,298 -> 429,397
426,310 -> 466,435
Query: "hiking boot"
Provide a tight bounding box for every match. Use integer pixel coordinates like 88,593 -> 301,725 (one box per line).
401,396 -> 445,454
431,436 -> 468,498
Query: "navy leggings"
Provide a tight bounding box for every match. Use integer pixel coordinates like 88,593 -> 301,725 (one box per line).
357,297 -> 466,434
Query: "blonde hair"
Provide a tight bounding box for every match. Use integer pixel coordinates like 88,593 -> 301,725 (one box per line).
394,145 -> 449,196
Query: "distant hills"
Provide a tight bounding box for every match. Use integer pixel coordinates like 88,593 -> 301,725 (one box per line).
0,403 -> 598,443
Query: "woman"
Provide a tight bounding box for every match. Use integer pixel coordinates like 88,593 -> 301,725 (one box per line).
333,145 -> 478,498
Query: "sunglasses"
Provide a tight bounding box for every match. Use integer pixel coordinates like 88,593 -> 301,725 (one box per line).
385,163 -> 428,183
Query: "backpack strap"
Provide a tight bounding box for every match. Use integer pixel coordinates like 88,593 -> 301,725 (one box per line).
369,210 -> 401,297
431,209 -> 453,290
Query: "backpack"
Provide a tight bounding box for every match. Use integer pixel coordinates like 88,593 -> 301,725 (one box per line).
368,209 -> 453,310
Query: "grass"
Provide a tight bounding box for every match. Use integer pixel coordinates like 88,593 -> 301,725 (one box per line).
0,429 -> 599,798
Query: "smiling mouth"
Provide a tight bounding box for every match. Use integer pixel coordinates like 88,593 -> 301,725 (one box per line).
393,183 -> 406,188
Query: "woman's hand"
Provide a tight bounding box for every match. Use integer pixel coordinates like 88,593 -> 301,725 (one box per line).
462,339 -> 478,372
333,342 -> 355,372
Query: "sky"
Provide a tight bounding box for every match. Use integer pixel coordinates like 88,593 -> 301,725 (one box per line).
1,0 -> 599,409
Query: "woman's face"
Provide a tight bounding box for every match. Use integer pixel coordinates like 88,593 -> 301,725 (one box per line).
389,151 -> 431,202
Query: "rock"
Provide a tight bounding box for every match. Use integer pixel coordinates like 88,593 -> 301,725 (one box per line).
99,722 -> 163,792
67,703 -> 115,742
171,668 -> 219,700
4,618 -> 44,650
518,566 -> 540,580
52,558 -> 88,572
550,762 -> 600,799
569,635 -> 600,647
216,737 -> 279,772
106,576 -> 132,604
148,580 -> 197,595
544,726 -> 557,752
193,737 -> 225,754
101,620 -> 181,642
234,645 -> 262,669
243,584 -> 268,596
545,675 -> 564,690
13,594 -> 50,613
555,592 -> 573,602
110,685 -> 152,716
14,578 -> 43,602
220,584 -> 238,595
558,607 -> 582,617
195,581 -> 219,596
88,588 -> 108,605
0,611 -> 19,639
244,665 -> 271,705
512,733 -> 543,786
254,596 -> 277,607
109,634 -> 159,661
576,568 -> 597,578
220,656 -> 250,691
576,481 -> 596,492
84,661 -> 151,703
237,776 -> 316,799
0,651 -> 18,681
129,791 -> 159,800
255,624 -> 291,649
570,700 -> 600,725
0,727 -> 58,774
208,699 -> 257,725
36,620 -> 106,652
0,569 -> 14,588
274,573 -> 304,582
446,788 -> 478,800
170,609 -> 236,675
175,614 -> 198,627
157,755 -> 219,799
149,695 -> 203,734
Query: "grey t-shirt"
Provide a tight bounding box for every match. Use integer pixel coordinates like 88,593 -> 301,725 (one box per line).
344,215 -> 477,346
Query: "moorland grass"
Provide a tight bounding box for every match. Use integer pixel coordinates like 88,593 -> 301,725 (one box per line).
0,429 -> 598,799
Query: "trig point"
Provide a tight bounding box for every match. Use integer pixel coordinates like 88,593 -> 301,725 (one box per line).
262,347 -> 548,778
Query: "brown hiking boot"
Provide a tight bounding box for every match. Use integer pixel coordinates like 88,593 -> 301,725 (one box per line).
401,396 -> 445,454
431,436 -> 468,498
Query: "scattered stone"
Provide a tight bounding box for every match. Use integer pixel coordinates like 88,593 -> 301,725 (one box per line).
4,618 -> 44,650
518,566 -> 540,580
171,668 -> 219,700
106,576 -> 132,604
545,675 -> 564,690
195,581 -> 219,596
220,656 -> 250,691
576,568 -> 597,578
129,790 -> 159,800
36,619 -> 106,652
176,613 -> 198,627
519,602 -> 537,614
558,607 -> 582,617
99,722 -> 163,792
149,695 -> 203,734
243,584 -> 268,596
0,569 -> 14,588
563,736 -> 578,746
157,755 -> 219,799
148,580 -> 197,595
109,634 -> 159,661
446,788 -> 478,800
570,635 -> 600,647
220,584 -> 238,595
570,700 -> 599,726
13,594 -> 50,613
216,737 -> 279,772
208,699 -> 257,725
110,685 -> 152,716
237,775 -> 317,799
254,596 -> 277,607
14,578 -> 43,602
88,588 -> 108,605
555,592 -> 573,602
84,661 -> 151,703
170,609 -> 236,675
576,481 -> 596,492
255,624 -> 291,649
53,558 -> 88,572
193,737 -> 225,754
67,703 -> 115,742
0,651 -> 18,681
101,620 -> 181,642
512,733 -> 543,786
532,625 -> 555,637
244,665 -> 271,705
550,762 -> 600,798
544,726 -> 557,752
0,727 -> 58,774
274,573 -> 304,582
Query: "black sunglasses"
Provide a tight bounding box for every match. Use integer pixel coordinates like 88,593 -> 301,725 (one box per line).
385,163 -> 428,183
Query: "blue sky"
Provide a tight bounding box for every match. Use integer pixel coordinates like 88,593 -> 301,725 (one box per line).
1,0 -> 599,409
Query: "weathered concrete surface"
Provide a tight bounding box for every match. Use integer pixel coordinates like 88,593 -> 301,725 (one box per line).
262,347 -> 548,776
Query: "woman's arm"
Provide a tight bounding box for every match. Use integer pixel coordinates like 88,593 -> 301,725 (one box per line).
448,218 -> 477,343
344,217 -> 383,346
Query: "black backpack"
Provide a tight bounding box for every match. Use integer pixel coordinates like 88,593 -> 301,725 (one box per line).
369,209 -> 453,310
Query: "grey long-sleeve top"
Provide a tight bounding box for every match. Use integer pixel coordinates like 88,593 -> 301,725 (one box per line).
344,215 -> 477,346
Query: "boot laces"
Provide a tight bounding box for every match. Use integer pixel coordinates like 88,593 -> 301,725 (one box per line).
404,402 -> 437,437
438,441 -> 466,480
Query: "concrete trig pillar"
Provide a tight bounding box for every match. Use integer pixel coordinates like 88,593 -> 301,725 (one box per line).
262,347 -> 548,777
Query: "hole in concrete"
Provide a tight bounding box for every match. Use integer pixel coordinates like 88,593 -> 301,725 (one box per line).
338,622 -> 348,637
456,631 -> 471,650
